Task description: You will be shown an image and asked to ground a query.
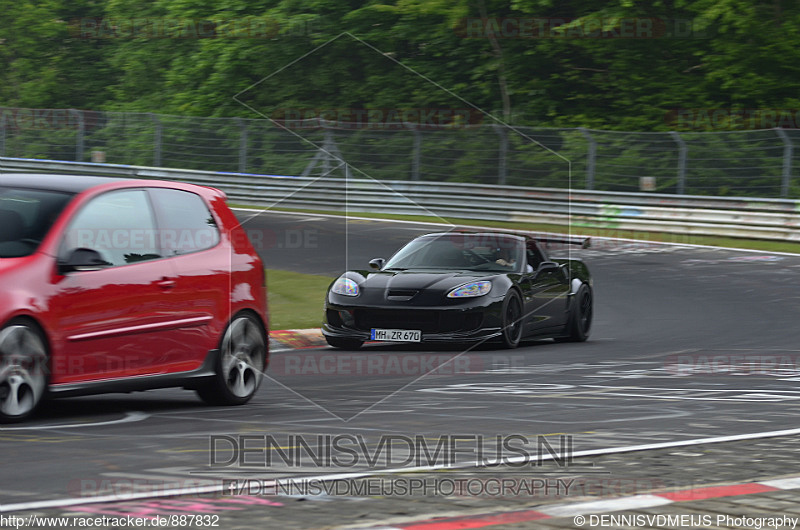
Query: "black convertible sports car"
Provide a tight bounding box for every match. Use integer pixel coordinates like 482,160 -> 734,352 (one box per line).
322,231 -> 592,349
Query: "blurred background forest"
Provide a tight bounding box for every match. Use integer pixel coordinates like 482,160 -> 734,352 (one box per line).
2,0 -> 797,128
1,0 -> 799,196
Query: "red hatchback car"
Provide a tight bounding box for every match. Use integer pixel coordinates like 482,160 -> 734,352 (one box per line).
0,174 -> 268,422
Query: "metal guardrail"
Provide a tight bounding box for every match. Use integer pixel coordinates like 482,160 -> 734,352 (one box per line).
2,157 -> 800,242
5,106 -> 800,198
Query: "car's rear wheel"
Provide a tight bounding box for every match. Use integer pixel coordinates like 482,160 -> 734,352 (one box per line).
0,321 -> 48,423
559,283 -> 592,342
197,313 -> 266,406
501,290 -> 523,349
325,337 -> 363,350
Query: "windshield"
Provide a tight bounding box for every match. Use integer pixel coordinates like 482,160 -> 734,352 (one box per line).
384,234 -> 524,272
0,187 -> 74,258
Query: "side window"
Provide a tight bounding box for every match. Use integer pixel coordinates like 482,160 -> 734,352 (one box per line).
150,189 -> 220,256
62,189 -> 161,267
526,244 -> 544,270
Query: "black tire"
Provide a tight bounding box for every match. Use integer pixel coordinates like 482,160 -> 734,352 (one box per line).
325,336 -> 364,350
559,283 -> 592,342
197,313 -> 267,406
500,290 -> 523,349
0,320 -> 48,423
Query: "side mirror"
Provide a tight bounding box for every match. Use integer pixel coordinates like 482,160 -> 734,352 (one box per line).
536,261 -> 560,274
368,258 -> 385,270
58,248 -> 111,274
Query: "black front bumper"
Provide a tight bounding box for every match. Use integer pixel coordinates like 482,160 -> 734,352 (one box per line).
323,299 -> 505,344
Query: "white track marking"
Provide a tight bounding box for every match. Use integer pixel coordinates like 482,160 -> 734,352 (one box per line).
538,494 -> 673,517
6,425 -> 800,513
0,412 -> 148,431
760,477 -> 800,489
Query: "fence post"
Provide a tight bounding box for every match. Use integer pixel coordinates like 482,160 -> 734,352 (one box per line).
236,118 -> 248,173
322,125 -> 333,176
670,131 -> 687,195
345,163 -> 352,215
70,109 -> 84,161
775,128 -> 793,198
579,128 -> 595,190
494,125 -> 508,185
301,118 -> 344,177
411,127 -> 421,181
0,112 -> 6,157
150,113 -> 162,167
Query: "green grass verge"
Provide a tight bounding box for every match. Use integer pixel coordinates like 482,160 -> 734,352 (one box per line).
234,205 -> 800,255
267,269 -> 333,330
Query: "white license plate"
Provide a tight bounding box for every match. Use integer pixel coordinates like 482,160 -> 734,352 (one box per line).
370,328 -> 422,342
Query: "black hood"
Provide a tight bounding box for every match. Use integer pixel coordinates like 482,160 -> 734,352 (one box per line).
335,269 -> 504,305
358,269 -> 497,291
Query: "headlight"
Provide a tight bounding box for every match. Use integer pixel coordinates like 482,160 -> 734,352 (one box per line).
331,277 -> 360,297
447,281 -> 492,298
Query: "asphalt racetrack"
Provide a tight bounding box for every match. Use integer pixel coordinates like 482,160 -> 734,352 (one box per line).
3,210 -> 800,510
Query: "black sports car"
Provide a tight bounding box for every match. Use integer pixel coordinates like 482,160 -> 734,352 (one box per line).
322,232 -> 592,349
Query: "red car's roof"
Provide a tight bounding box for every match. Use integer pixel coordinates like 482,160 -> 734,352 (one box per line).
0,173 -> 221,197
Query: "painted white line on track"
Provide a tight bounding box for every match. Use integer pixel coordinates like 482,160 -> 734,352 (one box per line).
759,477 -> 800,489
538,494 -> 672,517
0,411 -> 149,431
232,207 -> 800,256
231,208 -> 450,228
6,425 -> 800,513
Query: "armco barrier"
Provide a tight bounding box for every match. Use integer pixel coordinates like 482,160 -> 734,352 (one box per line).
2,157 -> 800,242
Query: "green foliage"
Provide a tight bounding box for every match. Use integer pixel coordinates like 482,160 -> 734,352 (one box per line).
1,0 -> 799,195
2,0 -> 797,128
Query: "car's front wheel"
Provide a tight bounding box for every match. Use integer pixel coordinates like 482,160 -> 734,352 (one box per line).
559,283 -> 592,342
0,320 -> 48,423
500,290 -> 523,349
197,313 -> 266,406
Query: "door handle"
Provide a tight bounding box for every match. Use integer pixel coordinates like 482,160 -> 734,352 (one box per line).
157,278 -> 176,289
